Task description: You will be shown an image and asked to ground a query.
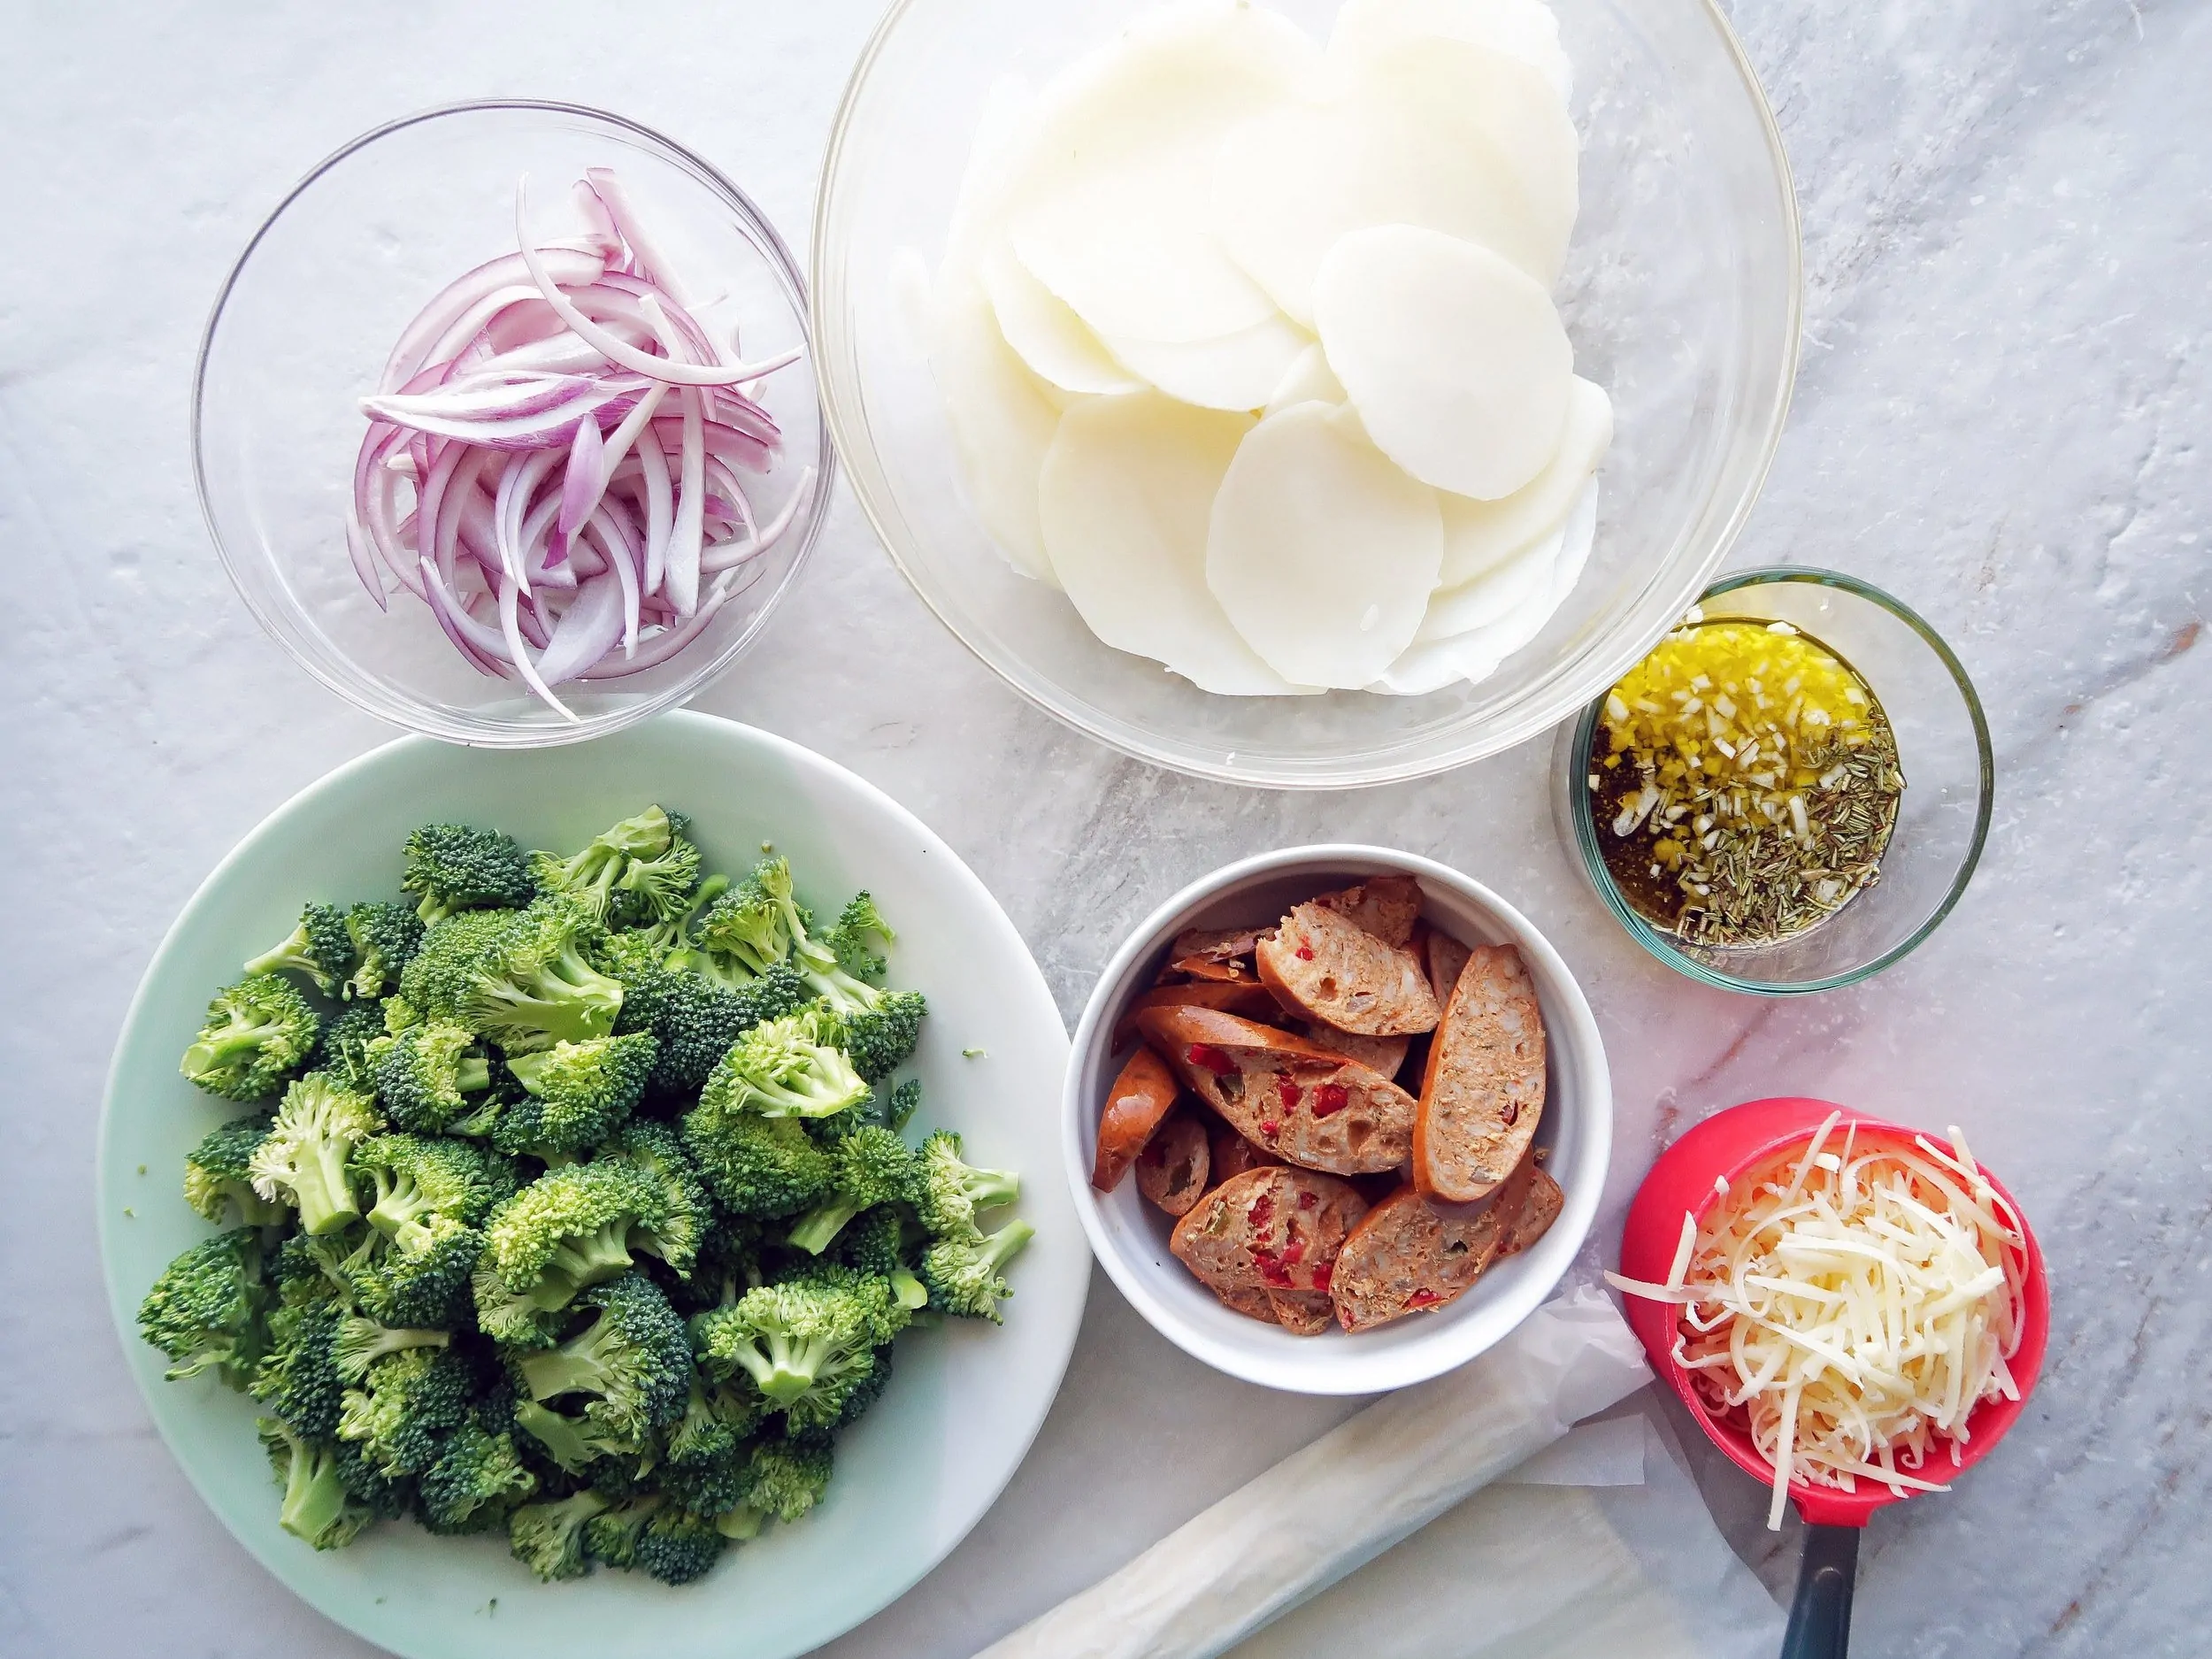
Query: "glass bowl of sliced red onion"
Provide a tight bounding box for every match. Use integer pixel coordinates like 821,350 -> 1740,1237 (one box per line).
194,100 -> 833,745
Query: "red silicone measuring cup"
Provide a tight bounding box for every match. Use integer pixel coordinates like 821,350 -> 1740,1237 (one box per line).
1617,1097 -> 2050,1657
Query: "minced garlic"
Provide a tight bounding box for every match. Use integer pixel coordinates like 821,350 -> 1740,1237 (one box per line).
1589,619 -> 1903,946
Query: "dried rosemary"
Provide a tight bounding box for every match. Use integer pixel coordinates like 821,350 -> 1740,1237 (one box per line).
1587,616 -> 1905,948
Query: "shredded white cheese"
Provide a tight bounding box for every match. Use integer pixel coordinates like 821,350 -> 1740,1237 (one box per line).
1609,1118 -> 2025,1529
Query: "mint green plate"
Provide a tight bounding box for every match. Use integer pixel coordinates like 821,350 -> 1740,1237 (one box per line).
98,711 -> 1087,1659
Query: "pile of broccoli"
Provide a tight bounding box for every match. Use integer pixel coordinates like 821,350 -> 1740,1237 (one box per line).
140,807 -> 1031,1586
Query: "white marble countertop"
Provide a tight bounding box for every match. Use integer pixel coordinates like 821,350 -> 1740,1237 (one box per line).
4,2 -> 2206,1655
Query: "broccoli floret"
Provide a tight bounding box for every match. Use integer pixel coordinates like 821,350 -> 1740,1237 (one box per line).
922,1220 -> 1034,1324
272,1229 -> 358,1308
316,1003 -> 389,1095
738,1433 -> 833,1525
660,1373 -> 762,1481
613,958 -> 813,1095
257,1417 -> 374,1550
355,1133 -> 514,1245
687,878 -> 789,989
513,1274 -> 690,1453
247,1072 -> 384,1236
416,1423 -> 536,1535
581,1492 -> 666,1568
182,1118 -> 287,1228
787,1126 -> 917,1256
337,1345 -> 476,1477
340,901 -> 426,1000
608,1120 -> 711,1277
180,973 -> 322,1102
402,823 -> 534,924
697,1005 -> 868,1121
680,1101 -> 833,1220
528,807 -> 701,928
833,1208 -> 930,1310
330,1314 -> 449,1384
912,1130 -> 1022,1241
690,1271 -> 906,1429
369,1020 -> 493,1133
251,1299 -> 348,1438
883,1077 -> 923,1135
632,1505 -> 726,1584
351,1222 -> 484,1332
824,892 -> 895,982
658,1213 -> 767,1315
508,1489 -> 609,1580
480,1161 -> 666,1320
137,1228 -> 272,1386
511,1397 -> 642,1474
400,897 -> 625,1054
244,902 -> 358,996
841,991 -> 927,1085
495,1033 -> 657,1156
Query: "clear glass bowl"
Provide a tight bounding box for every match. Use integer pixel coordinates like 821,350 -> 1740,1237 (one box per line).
1552,568 -> 1995,993
194,101 -> 833,747
813,0 -> 1801,787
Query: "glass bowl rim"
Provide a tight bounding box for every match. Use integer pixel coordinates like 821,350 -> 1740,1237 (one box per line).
191,96 -> 837,749
809,0 -> 1805,789
1563,565 -> 1997,995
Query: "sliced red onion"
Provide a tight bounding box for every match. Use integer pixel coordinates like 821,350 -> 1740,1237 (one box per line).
379,248 -> 603,392
356,168 -> 803,706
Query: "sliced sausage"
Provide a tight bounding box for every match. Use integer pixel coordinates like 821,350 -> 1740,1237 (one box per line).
1296,1020 -> 1410,1080
1425,928 -> 1473,1006
1112,980 -> 1284,1048
1090,1046 -> 1181,1193
1137,1005 -> 1417,1176
1329,1164 -> 1534,1333
1497,1164 -> 1564,1258
1256,902 -> 1440,1037
1413,945 -> 1547,1203
1311,873 -> 1425,948
1267,1291 -> 1335,1336
1165,926 -> 1267,983
1134,1111 -> 1210,1216
1209,1119 -> 1285,1185
1171,1165 -> 1369,1298
1213,1282 -> 1279,1325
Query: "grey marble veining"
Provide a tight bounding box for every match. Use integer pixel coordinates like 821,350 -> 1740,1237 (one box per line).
3,2 -> 2207,1655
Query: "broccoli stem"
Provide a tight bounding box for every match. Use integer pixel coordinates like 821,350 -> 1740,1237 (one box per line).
296,1140 -> 363,1237
527,1224 -> 635,1309
889,1269 -> 928,1310
455,1056 -> 492,1094
182,1019 -> 283,1071
277,1440 -> 349,1544
979,1220 -> 1035,1274
515,1317 -> 620,1404
734,1329 -> 833,1405
964,1167 -> 1022,1215
512,1400 -> 595,1473
785,1199 -> 863,1256
715,1505 -> 766,1540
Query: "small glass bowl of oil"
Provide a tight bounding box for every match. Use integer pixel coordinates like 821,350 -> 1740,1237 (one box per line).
1552,568 -> 1993,995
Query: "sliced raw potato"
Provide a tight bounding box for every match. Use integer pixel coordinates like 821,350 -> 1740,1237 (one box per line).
1264,342 -> 1347,416
1104,311 -> 1312,411
1331,0 -> 1574,103
1435,377 -> 1613,587
1207,402 -> 1442,688
1314,224 -> 1573,500
1212,48 -> 1567,325
980,242 -> 1146,396
1417,518 -> 1563,644
1039,392 -> 1312,695
1006,1 -> 1322,344
1372,480 -> 1597,693
927,263 -> 1067,584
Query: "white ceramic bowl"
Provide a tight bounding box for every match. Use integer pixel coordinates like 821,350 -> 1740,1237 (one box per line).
98,711 -> 1086,1659
1064,847 -> 1611,1394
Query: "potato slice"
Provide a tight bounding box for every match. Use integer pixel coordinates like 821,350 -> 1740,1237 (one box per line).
1206,402 -> 1442,688
980,242 -> 1145,396
1314,224 -> 1574,500
1417,519 -> 1563,645
927,261 -> 1068,584
1330,0 -> 1574,102
1434,377 -> 1612,587
1038,392 -> 1312,695
1104,311 -> 1312,412
1263,342 -> 1347,416
1370,481 -> 1596,694
1212,58 -> 1563,326
1005,1 -> 1321,344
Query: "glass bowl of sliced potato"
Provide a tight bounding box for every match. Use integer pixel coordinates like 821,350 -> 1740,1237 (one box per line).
814,0 -> 1800,787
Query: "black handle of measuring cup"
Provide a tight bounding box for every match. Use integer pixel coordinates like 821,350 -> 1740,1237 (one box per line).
1779,1524 -> 1859,1659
